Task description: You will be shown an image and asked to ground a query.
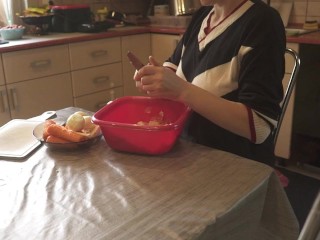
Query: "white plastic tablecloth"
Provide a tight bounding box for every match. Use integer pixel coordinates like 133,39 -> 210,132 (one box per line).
0,109 -> 299,240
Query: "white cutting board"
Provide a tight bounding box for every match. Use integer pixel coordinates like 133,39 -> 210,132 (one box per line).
271,1 -> 293,27
0,120 -> 42,159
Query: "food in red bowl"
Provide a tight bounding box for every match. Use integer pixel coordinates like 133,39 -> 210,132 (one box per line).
92,96 -> 191,155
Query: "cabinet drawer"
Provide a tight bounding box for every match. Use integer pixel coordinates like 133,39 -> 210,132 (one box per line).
0,55 -> 4,85
72,63 -> 122,97
74,87 -> 123,112
285,43 -> 299,74
2,45 -> 70,84
7,73 -> 73,119
69,38 -> 121,70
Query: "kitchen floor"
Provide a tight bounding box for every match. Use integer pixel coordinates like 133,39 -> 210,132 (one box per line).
276,135 -> 320,229
286,133 -> 320,180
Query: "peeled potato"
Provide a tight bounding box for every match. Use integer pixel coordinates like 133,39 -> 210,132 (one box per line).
66,113 -> 85,132
74,111 -> 88,116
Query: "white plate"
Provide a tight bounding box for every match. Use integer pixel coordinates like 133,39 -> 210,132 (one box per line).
33,122 -> 102,151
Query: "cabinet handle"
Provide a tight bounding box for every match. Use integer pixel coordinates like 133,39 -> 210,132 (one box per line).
9,88 -> 18,110
91,50 -> 108,58
30,59 -> 52,68
0,90 -> 9,113
93,76 -> 110,84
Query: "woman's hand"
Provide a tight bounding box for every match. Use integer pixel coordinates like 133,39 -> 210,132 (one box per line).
134,56 -> 188,100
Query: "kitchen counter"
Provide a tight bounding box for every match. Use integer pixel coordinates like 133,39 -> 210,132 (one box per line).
286,30 -> 320,45
0,26 -> 185,53
0,107 -> 299,240
2,25 -> 319,54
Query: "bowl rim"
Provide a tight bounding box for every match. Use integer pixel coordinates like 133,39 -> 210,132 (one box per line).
92,96 -> 192,130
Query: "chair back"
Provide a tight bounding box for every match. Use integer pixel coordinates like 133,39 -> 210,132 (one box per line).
273,48 -> 301,145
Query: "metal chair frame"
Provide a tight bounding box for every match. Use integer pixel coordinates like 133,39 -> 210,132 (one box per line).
273,48 -> 301,145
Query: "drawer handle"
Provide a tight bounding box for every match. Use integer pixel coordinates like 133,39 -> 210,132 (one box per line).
30,59 -> 52,68
0,90 -> 9,113
91,50 -> 108,58
93,76 -> 110,84
9,88 -> 18,110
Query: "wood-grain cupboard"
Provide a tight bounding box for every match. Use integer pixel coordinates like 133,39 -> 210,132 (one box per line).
0,45 -> 73,125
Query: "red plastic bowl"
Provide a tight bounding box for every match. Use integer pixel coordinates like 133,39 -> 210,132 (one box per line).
92,96 -> 191,155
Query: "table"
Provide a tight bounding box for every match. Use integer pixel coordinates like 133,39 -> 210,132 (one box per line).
0,108 -> 299,240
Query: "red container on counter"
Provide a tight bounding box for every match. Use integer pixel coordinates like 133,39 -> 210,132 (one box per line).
92,96 -> 191,155
51,4 -> 91,32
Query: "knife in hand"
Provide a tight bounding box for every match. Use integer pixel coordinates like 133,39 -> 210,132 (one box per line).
127,51 -> 144,70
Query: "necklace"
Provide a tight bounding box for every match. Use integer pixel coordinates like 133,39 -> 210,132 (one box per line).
199,0 -> 248,43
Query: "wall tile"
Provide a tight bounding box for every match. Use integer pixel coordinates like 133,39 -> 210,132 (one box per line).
24,0 -> 320,25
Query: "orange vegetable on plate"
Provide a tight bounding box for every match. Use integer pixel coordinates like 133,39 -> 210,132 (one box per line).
46,135 -> 72,144
46,124 -> 89,142
43,119 -> 56,141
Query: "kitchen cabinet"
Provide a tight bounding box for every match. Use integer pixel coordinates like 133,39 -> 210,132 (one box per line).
121,34 -> 151,96
1,45 -> 73,120
69,38 -> 123,112
6,74 -> 73,119
151,34 -> 182,64
3,45 -> 70,84
0,55 -> 11,126
274,43 -> 299,160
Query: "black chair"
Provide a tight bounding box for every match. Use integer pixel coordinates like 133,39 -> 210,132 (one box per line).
273,48 -> 301,146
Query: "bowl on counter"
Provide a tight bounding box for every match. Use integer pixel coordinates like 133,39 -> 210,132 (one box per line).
92,96 -> 191,155
0,26 -> 25,40
20,14 -> 54,35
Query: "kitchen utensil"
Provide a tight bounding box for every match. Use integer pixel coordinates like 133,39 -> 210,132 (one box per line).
20,14 -> 54,35
127,51 -> 144,70
92,96 -> 191,155
50,5 -> 92,33
32,122 -> 102,151
0,111 -> 56,159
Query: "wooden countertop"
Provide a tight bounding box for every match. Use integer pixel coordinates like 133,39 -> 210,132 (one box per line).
0,25 -> 319,53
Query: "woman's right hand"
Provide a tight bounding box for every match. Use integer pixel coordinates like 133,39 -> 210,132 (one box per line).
134,56 -> 189,100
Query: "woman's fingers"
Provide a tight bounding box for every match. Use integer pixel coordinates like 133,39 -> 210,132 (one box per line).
148,56 -> 160,66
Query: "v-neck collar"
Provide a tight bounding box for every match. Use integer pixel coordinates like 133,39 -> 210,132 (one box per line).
198,0 -> 254,51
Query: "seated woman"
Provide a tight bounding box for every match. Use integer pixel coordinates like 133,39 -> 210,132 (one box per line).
134,0 -> 286,167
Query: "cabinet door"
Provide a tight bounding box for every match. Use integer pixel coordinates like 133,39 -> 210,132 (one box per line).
7,73 -> 73,119
69,38 -> 121,70
74,87 -> 123,112
274,43 -> 299,159
151,34 -> 181,64
0,55 -> 5,86
0,86 -> 11,126
2,45 -> 70,84
121,34 -> 151,96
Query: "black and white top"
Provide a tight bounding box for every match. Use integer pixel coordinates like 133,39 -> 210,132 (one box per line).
163,0 -> 286,165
